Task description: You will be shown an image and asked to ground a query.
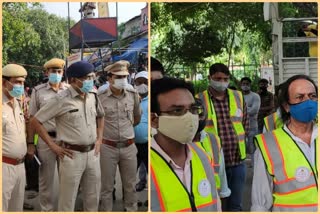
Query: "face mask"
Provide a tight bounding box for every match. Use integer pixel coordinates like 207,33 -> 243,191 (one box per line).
197,118 -> 206,133
289,100 -> 318,123
113,78 -> 128,90
158,112 -> 199,144
260,86 -> 267,91
135,84 -> 148,94
7,81 -> 24,98
210,79 -> 229,92
78,79 -> 93,93
241,85 -> 250,91
48,73 -> 62,84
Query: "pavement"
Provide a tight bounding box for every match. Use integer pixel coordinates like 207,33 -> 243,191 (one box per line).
23,158 -> 253,212
242,158 -> 254,211
23,166 -> 148,212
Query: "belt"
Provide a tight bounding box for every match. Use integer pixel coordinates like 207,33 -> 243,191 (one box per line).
3,156 -> 25,165
61,142 -> 95,153
102,139 -> 134,148
48,131 -> 56,138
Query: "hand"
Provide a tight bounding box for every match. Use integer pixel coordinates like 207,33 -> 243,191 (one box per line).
49,142 -> 73,160
26,144 -> 36,160
94,139 -> 102,156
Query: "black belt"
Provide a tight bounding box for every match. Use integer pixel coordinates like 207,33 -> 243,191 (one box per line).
48,131 -> 56,138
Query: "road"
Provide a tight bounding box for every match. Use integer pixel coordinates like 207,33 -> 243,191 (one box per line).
24,166 -> 148,212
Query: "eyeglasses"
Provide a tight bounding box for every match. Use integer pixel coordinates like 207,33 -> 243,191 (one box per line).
160,104 -> 204,116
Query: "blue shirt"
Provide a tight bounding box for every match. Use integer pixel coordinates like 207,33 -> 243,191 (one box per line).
134,96 -> 148,143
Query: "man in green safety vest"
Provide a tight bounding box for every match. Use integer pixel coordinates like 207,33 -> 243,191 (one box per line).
150,77 -> 220,212
192,98 -> 231,200
252,74 -> 318,211
197,63 -> 249,211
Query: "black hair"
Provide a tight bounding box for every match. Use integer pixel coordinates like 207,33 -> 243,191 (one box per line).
258,78 -> 269,84
151,57 -> 164,74
2,76 -> 11,81
209,63 -> 230,76
279,74 -> 318,123
240,77 -> 252,84
151,77 -> 195,114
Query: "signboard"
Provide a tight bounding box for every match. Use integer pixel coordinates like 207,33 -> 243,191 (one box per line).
67,52 -> 82,67
261,66 -> 274,93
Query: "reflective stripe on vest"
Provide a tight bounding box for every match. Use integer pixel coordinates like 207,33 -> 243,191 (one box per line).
197,89 -> 246,160
263,112 -> 283,132
150,144 -> 218,212
196,132 -> 221,189
255,128 -> 318,211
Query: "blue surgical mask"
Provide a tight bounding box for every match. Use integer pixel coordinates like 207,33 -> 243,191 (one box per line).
7,83 -> 24,98
48,73 -> 62,84
79,79 -> 94,93
289,100 -> 318,123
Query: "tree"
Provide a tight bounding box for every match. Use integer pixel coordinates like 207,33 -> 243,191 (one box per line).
3,3 -> 72,87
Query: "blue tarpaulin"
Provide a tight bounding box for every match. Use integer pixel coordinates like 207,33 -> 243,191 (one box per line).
112,38 -> 148,64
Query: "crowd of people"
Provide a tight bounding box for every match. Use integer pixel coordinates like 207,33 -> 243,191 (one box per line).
2,59 -> 148,211
2,56 -> 317,212
150,59 -> 318,212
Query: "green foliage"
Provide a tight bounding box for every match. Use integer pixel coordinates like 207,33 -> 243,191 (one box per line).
151,3 -> 317,80
3,3 -> 71,87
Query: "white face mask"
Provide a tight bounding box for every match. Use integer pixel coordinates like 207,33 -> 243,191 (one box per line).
158,112 -> 199,144
135,84 -> 148,94
113,78 -> 128,90
210,79 -> 229,92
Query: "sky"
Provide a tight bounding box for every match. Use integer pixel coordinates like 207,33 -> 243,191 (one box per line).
42,2 -> 147,24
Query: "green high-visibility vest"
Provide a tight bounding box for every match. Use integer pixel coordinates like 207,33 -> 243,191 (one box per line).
263,111 -> 283,132
197,89 -> 246,160
151,143 -> 219,212
255,128 -> 318,211
196,132 -> 221,189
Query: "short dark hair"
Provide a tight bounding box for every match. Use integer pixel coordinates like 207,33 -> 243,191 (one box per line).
258,78 -> 269,84
279,74 -> 318,123
240,77 -> 252,84
209,63 -> 230,76
151,57 -> 164,75
151,77 -> 195,114
2,76 -> 11,81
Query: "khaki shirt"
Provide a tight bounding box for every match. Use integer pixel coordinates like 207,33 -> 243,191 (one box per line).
2,92 -> 27,159
98,87 -> 141,141
29,82 -> 69,131
35,86 -> 105,145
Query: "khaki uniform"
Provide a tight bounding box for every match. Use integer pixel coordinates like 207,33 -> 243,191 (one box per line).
98,87 -> 141,211
29,82 -> 68,211
2,92 -> 27,211
34,86 -> 105,211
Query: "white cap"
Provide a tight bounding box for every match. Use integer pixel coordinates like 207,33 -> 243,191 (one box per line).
135,71 -> 148,80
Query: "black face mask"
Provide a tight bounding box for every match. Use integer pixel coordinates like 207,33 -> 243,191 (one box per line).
197,119 -> 206,133
260,86 -> 268,92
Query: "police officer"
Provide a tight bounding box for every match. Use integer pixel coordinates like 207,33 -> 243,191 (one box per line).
30,61 -> 105,211
99,60 -> 142,211
2,64 -> 28,211
27,58 -> 68,211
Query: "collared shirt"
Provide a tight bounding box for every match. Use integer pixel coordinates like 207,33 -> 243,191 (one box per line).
134,96 -> 148,143
251,124 -> 318,211
151,137 -> 222,211
35,86 -> 105,145
243,91 -> 261,130
98,87 -> 141,141
208,87 -> 249,167
2,92 -> 27,159
29,82 -> 69,131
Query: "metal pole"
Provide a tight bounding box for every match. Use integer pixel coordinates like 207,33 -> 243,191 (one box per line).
116,2 -> 120,50
80,2 -> 84,60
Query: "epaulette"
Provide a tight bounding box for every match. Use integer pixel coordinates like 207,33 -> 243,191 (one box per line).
33,83 -> 47,92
